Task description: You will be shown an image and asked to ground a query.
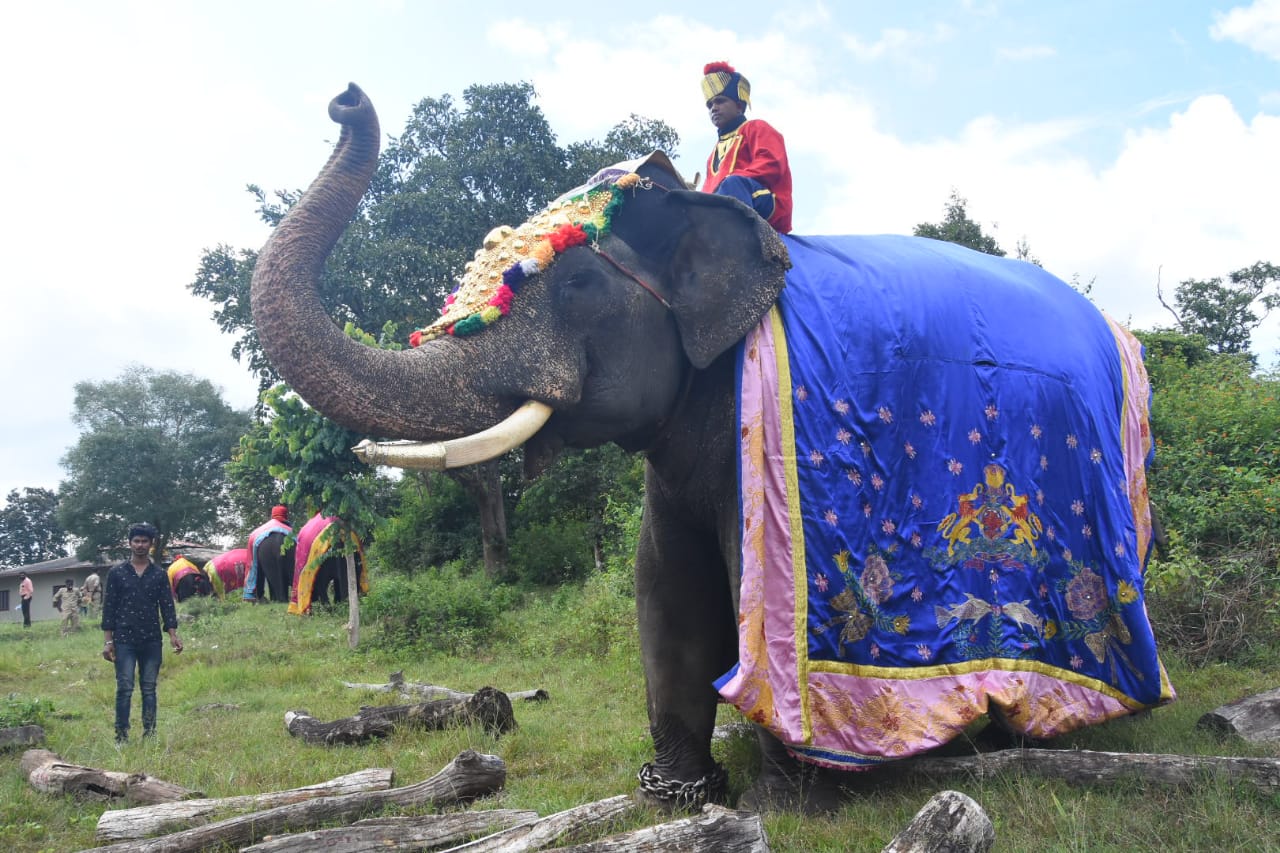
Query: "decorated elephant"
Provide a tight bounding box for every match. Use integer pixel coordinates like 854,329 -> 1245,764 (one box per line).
205,547 -> 249,599
288,513 -> 368,615
250,84 -> 1172,811
168,555 -> 213,602
245,507 -> 292,603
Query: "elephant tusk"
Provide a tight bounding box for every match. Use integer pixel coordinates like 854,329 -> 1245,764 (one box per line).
351,400 -> 553,471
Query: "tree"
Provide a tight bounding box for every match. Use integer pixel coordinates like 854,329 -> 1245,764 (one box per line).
58,366 -> 251,560
914,190 -> 1006,257
191,82 -> 680,394
191,81 -> 679,574
1158,261 -> 1280,358
0,488 -> 67,568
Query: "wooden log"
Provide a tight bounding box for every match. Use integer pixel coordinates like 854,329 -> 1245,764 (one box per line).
286,686 -> 516,745
890,747 -> 1280,794
551,804 -> 770,852
342,673 -> 549,703
881,790 -> 994,853
22,749 -> 200,804
241,808 -> 538,853
95,767 -> 394,841
442,794 -> 636,852
78,750 -> 506,853
1197,687 -> 1280,744
0,725 -> 45,751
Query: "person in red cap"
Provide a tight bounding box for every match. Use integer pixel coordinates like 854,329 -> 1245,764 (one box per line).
699,61 -> 793,233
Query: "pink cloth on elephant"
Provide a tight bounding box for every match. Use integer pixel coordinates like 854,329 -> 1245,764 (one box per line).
207,548 -> 249,597
289,513 -> 366,615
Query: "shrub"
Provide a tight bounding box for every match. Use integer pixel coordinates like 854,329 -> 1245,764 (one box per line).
363,562 -> 521,655
0,694 -> 55,728
507,518 -> 595,586
370,473 -> 483,574
1145,537 -> 1280,665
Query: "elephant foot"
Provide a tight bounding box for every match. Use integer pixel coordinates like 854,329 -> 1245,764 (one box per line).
737,761 -> 845,815
634,762 -> 728,812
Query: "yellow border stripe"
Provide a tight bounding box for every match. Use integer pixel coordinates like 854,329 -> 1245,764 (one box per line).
769,306 -> 813,740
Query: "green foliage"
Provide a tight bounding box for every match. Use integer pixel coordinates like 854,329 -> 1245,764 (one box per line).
508,518 -> 595,586
913,189 -> 1007,256
507,447 -> 644,586
362,562 -> 521,655
0,694 -> 54,728
526,564 -> 638,659
57,366 -> 252,559
369,473 -> 483,573
1137,330 -> 1280,662
238,384 -> 384,549
0,488 -> 66,569
1167,260 -> 1280,357
191,83 -> 679,392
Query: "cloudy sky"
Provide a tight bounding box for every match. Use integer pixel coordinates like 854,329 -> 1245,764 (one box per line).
1,0 -> 1277,500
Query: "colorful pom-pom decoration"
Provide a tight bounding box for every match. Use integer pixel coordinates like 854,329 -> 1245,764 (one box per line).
408,171 -> 645,346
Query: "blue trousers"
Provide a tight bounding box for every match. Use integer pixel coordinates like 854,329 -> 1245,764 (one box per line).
713,175 -> 776,221
114,640 -> 162,738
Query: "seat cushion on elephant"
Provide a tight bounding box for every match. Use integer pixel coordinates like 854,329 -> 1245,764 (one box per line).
717,234 -> 1172,769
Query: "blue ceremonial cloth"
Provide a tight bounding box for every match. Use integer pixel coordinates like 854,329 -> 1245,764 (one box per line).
718,234 -> 1171,768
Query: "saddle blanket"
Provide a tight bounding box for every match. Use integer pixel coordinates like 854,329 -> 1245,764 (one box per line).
716,234 -> 1174,769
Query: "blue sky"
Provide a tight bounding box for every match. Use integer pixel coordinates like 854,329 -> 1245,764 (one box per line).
1,0 -> 1278,502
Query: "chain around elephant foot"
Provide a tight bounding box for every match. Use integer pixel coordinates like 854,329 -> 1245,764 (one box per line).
635,761 -> 728,810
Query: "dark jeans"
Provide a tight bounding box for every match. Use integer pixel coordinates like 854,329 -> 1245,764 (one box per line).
21,597 -> 31,627
114,639 -> 163,738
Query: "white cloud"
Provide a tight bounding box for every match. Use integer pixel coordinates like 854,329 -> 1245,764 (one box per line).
1211,0 -> 1280,60
840,23 -> 954,81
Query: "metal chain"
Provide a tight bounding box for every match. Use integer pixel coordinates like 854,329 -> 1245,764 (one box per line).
636,761 -> 729,808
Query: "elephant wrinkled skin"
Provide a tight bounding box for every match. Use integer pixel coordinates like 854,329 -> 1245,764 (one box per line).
251,84 -> 1160,812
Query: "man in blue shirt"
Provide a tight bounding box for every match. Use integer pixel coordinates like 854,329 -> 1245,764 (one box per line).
101,522 -> 183,742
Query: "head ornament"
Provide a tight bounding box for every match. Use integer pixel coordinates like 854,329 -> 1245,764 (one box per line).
410,165 -> 649,346
701,61 -> 751,107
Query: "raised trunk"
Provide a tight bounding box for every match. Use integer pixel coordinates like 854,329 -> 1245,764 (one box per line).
250,83 -> 512,441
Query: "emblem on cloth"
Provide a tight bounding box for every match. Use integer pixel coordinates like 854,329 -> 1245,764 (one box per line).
938,463 -> 1043,557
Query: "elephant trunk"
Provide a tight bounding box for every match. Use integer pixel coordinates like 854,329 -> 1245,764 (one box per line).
250,83 -> 511,440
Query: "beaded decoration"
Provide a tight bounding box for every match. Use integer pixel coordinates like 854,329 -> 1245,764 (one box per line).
409,172 -> 644,346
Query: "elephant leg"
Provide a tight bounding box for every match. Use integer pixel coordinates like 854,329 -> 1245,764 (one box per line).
739,726 -> 846,814
313,561 -> 333,606
333,558 -> 349,603
633,495 -> 737,810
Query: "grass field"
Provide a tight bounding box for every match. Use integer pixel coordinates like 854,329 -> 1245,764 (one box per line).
1,590 -> 1278,852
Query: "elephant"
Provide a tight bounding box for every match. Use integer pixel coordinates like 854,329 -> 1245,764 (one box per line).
205,547 -> 249,599
288,513 -> 368,615
168,556 -> 214,602
309,551 -> 365,607
250,84 -> 1171,811
245,516 -> 293,603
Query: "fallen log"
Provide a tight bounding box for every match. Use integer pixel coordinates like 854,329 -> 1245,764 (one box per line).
22,749 -> 200,804
882,790 -> 994,853
286,686 -> 516,745
342,672 -> 549,703
551,804 -> 770,852
242,808 -> 538,853
95,767 -> 394,841
891,747 -> 1280,794
442,794 -> 636,852
0,725 -> 45,751
78,750 -> 506,853
1197,687 -> 1280,744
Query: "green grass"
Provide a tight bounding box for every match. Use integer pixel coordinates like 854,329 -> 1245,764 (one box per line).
1,590 -> 1278,853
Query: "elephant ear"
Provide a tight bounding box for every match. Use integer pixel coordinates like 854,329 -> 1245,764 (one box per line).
662,190 -> 791,369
